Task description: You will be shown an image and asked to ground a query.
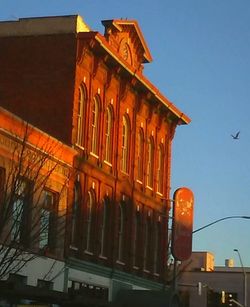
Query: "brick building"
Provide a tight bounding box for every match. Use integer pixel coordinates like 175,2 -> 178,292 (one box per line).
0,107 -> 76,305
0,15 -> 190,306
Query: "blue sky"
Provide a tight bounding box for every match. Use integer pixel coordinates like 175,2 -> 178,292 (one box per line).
1,0 -> 250,267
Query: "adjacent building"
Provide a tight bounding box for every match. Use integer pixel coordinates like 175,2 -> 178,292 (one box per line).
0,107 -> 76,305
178,252 -> 250,307
0,15 -> 190,306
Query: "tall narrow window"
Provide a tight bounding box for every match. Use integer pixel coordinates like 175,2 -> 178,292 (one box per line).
100,198 -> 109,257
117,203 -> 125,262
71,182 -> 81,248
156,144 -> 164,194
121,115 -> 130,173
12,178 -> 30,245
91,96 -> 100,155
143,213 -> 152,271
146,137 -> 154,188
39,189 -> 57,250
0,167 -> 5,207
76,85 -> 86,147
153,220 -> 161,274
133,209 -> 140,267
104,106 -> 113,163
137,128 -> 144,182
85,191 -> 94,252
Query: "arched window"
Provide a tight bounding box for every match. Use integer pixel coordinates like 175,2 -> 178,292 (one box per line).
143,213 -> 152,271
146,137 -> 154,188
91,96 -> 100,155
100,198 -> 109,257
85,191 -> 94,252
104,106 -> 113,163
153,220 -> 161,274
137,128 -> 144,182
70,182 -> 81,248
121,115 -> 130,173
156,144 -> 164,194
133,209 -> 141,267
117,202 -> 125,262
76,85 -> 87,147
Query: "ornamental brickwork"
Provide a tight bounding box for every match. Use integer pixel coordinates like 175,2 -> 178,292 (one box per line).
0,15 -> 190,293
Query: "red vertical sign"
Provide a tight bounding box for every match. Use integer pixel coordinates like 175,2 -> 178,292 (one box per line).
171,187 -> 194,261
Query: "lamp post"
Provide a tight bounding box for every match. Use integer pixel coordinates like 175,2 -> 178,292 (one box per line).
193,216 -> 250,234
234,248 -> 247,307
189,216 -> 249,306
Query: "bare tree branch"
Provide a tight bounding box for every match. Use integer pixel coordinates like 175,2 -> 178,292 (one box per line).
0,121 -> 73,279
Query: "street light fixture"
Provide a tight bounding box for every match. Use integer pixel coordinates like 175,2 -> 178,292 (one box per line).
234,249 -> 247,307
193,216 -> 250,234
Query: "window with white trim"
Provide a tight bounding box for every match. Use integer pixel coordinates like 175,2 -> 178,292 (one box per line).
91,96 -> 100,155
156,144 -> 164,194
137,128 -> 144,182
121,115 -> 130,173
104,106 -> 113,163
76,85 -> 86,147
146,137 -> 154,188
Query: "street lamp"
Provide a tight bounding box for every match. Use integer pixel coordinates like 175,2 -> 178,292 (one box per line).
193,216 -> 250,234
234,249 -> 247,307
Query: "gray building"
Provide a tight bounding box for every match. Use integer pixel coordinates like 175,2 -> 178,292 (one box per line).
177,252 -> 250,307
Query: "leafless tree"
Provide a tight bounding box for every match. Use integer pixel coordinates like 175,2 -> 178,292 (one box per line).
0,122 -> 72,279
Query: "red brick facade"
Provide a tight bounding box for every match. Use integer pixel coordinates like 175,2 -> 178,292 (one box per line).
0,34 -> 76,143
0,16 -> 190,285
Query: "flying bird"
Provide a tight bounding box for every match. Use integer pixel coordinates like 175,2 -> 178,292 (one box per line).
231,131 -> 240,140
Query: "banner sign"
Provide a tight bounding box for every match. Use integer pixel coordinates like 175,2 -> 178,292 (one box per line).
171,187 -> 194,261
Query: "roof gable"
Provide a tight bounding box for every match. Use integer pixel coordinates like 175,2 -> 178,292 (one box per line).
101,19 -> 152,71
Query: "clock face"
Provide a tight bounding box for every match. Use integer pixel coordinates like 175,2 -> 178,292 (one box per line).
119,40 -> 132,65
122,43 -> 129,60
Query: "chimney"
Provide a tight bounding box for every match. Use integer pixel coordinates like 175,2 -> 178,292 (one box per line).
225,259 -> 234,268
